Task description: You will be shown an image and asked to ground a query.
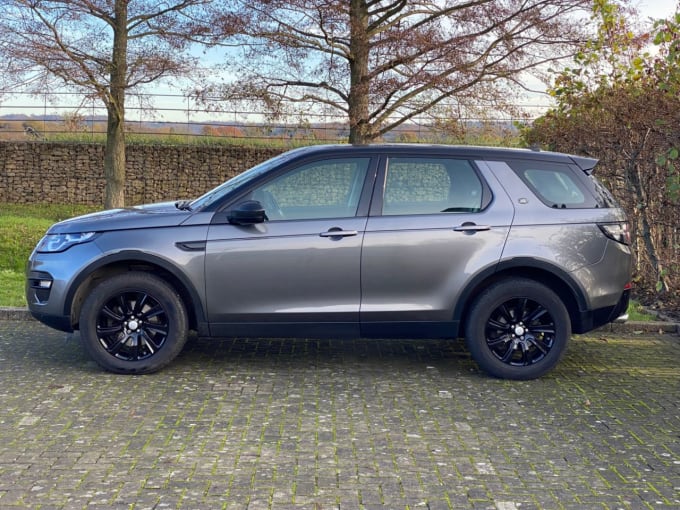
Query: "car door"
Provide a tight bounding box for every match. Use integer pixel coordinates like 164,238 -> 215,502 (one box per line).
360,154 -> 515,338
205,155 -> 375,338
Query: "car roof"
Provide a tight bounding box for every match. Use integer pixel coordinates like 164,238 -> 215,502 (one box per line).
284,144 -> 598,171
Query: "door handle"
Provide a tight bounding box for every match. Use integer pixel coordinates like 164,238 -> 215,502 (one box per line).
320,228 -> 359,238
453,223 -> 491,232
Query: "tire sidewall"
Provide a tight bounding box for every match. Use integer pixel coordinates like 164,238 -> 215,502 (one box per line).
79,272 -> 188,374
465,279 -> 571,380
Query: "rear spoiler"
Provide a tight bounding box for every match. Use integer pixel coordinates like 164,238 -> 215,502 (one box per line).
570,156 -> 598,175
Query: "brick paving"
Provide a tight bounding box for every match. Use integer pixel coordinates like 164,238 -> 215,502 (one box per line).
0,320 -> 678,509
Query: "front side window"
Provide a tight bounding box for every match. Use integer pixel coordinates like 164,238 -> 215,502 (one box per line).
382,158 -> 484,215
250,158 -> 371,220
192,151 -> 298,210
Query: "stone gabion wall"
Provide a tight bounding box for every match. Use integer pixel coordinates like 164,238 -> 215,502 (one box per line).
0,142 -> 285,206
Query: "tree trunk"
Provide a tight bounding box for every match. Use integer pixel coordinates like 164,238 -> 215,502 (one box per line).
103,0 -> 128,209
347,0 -> 371,144
104,104 -> 125,209
623,129 -> 667,293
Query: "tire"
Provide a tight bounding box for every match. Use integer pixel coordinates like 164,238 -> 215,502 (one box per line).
79,272 -> 188,374
465,278 -> 571,380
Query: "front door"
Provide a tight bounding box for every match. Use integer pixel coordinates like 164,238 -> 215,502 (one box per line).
205,156 -> 374,338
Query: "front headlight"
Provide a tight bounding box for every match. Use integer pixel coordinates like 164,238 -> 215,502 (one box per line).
36,232 -> 98,253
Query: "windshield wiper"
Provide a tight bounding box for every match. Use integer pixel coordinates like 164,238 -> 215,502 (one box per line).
175,200 -> 193,211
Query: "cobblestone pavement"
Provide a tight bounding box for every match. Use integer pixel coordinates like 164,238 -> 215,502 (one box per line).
0,320 -> 678,509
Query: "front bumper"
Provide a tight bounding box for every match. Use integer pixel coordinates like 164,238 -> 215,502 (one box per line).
26,269 -> 75,333
26,241 -> 104,333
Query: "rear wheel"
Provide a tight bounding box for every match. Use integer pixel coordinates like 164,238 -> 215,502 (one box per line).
465,279 -> 571,380
79,272 -> 188,374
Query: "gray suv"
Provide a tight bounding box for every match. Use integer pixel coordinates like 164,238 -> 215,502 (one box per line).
27,144 -> 632,379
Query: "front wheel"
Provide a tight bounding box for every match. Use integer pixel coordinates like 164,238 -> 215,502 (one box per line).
79,272 -> 188,374
465,279 -> 571,380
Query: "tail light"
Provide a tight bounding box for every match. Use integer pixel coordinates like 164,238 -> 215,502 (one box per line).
598,222 -> 630,245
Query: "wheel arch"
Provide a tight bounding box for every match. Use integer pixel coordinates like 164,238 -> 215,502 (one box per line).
453,258 -> 589,334
65,251 -> 206,333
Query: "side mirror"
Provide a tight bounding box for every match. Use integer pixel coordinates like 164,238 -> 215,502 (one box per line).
228,200 -> 267,225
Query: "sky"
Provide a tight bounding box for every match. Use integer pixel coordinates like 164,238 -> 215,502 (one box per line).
635,0 -> 678,20
113,0 -> 680,113
1,0 -> 679,125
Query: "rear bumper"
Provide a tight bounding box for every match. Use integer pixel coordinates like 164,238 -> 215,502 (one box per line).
573,287 -> 631,334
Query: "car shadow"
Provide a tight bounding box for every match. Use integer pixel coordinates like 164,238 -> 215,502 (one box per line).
173,334 -> 477,374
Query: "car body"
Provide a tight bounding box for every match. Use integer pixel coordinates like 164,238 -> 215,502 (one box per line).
26,144 -> 632,379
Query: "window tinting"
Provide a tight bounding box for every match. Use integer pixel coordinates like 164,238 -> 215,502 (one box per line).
383,158 -> 484,215
509,160 -> 601,209
524,169 -> 585,205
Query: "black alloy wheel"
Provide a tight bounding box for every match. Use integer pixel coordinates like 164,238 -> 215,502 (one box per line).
79,272 -> 188,374
465,278 -> 571,380
484,297 -> 556,366
95,290 -> 169,361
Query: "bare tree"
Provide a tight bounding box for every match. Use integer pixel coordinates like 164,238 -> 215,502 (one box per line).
211,0 -> 594,144
0,0 -> 229,208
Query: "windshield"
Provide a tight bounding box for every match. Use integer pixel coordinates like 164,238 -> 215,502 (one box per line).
190,151 -> 297,210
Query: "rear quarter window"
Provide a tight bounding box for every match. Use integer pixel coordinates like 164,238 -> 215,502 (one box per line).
508,160 -> 610,209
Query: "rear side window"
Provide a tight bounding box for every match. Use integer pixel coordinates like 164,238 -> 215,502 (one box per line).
509,160 -> 607,209
382,158 -> 487,215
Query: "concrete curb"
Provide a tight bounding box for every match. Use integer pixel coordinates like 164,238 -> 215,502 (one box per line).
2,306 -> 678,335
0,307 -> 34,322
597,319 -> 680,335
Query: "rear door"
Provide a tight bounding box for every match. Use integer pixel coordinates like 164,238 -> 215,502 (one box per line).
360,154 -> 514,337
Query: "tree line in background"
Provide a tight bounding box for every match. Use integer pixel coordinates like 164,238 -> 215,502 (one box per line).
1,0 -> 679,308
522,0 -> 680,310
1,0 -> 594,207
